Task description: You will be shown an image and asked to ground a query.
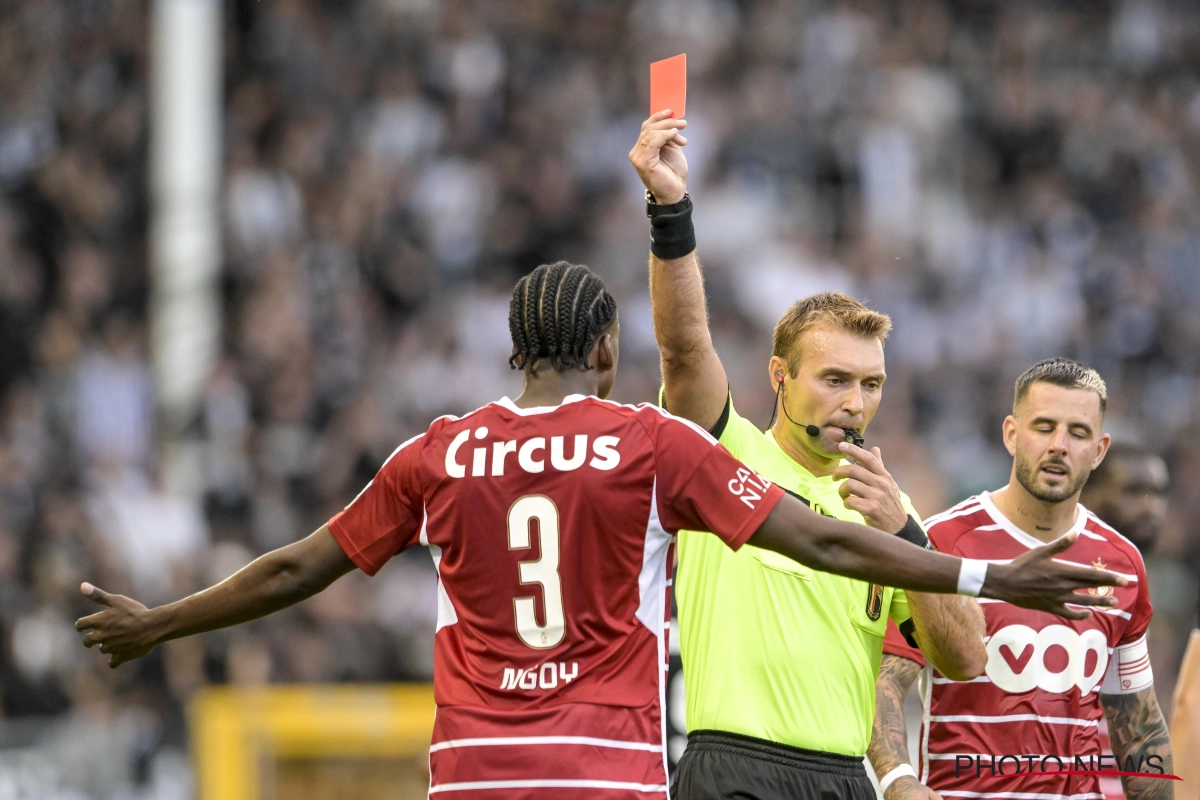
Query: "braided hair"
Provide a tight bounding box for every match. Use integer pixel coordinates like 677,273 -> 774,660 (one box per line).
508,261 -> 618,375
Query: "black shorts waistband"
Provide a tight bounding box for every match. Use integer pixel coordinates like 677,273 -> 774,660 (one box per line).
685,730 -> 867,776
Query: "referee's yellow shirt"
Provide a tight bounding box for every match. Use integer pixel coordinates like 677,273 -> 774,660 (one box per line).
675,396 -> 918,757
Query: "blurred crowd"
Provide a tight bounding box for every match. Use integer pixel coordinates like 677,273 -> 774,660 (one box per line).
0,0 -> 1199,796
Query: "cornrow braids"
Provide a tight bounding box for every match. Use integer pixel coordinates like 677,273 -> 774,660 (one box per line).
508,261 -> 618,375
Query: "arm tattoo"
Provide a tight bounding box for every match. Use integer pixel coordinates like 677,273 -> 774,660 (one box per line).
1101,687 -> 1175,800
868,654 -> 924,788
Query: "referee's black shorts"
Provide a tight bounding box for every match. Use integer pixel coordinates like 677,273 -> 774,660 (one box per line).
671,730 -> 877,800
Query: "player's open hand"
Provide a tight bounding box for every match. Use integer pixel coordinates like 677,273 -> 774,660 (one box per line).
981,534 -> 1128,619
629,111 -> 688,205
833,443 -> 908,533
75,582 -> 159,668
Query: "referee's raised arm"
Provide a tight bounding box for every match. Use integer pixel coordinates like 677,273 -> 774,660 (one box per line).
629,111 -> 726,431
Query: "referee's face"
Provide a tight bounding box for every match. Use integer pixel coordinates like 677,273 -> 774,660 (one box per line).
770,325 -> 886,458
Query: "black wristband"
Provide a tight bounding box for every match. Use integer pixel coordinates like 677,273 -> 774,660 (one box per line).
894,515 -> 932,550
649,199 -> 696,260
898,618 -> 919,648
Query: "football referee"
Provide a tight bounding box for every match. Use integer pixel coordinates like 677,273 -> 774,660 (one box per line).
631,113 -> 989,798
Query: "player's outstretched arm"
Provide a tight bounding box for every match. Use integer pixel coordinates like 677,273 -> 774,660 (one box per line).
75,525 -> 355,668
630,112 -> 728,431
747,494 -> 1128,617
868,655 -> 941,800
1101,687 -> 1175,800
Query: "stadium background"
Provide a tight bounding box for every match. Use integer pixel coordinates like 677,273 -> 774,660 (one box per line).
0,0 -> 1198,796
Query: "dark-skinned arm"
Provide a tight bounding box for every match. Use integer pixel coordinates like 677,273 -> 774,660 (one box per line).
868,654 -> 941,800
1101,687 -> 1175,800
747,493 -> 1127,616
76,526 -> 355,668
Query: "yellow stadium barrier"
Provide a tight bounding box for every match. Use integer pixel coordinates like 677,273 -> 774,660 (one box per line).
191,684 -> 435,800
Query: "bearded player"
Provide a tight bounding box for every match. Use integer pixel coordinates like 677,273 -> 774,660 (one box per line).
74,266 -> 1125,799
868,358 -> 1174,800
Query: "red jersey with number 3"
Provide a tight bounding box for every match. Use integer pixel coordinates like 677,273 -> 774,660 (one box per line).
328,394 -> 783,798
881,492 -> 1154,800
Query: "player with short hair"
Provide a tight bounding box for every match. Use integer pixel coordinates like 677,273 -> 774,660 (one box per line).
76,265 -> 1125,799
1081,442 -> 1170,555
868,358 -> 1175,800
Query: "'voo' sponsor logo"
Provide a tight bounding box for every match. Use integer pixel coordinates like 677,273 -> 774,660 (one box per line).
446,428 -> 620,478
986,624 -> 1108,694
500,662 -> 579,691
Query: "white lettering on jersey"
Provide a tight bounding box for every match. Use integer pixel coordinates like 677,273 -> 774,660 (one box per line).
1100,634 -> 1153,694
446,432 -> 623,478
550,435 -> 588,471
589,436 -> 621,470
518,437 -> 546,473
727,467 -> 772,509
445,430 -> 470,478
985,624 -> 1109,695
492,440 -> 517,475
499,662 -> 580,691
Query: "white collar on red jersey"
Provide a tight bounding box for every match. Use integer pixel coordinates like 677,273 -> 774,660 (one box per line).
494,394 -> 590,416
978,489 -> 1088,551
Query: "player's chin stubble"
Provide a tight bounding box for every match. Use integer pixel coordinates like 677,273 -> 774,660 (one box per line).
1014,453 -> 1091,504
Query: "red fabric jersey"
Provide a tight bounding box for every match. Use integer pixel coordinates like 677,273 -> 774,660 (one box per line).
328,394 -> 783,798
882,491 -> 1154,800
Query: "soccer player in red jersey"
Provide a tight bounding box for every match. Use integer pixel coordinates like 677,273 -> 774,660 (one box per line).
76,268 -> 1126,799
868,358 -> 1175,800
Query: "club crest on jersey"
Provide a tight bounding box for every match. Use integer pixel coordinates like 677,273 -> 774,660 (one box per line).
1088,558 -> 1113,597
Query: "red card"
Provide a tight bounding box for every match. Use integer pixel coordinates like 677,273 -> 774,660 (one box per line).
650,54 -> 686,118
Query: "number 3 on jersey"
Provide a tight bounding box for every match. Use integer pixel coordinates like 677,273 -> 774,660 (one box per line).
507,495 -> 566,649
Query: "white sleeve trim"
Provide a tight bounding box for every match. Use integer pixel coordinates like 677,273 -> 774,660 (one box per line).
1100,633 -> 1153,694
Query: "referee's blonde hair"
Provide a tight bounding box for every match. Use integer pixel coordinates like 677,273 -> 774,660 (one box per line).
1014,357 -> 1108,415
772,292 -> 892,376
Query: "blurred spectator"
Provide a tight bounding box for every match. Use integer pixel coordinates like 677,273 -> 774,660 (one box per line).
1081,442 -> 1170,555
2,0 -> 1200,795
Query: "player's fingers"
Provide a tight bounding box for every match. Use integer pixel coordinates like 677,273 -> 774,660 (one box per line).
1029,532 -> 1079,559
81,582 -> 114,608
81,631 -> 103,648
75,613 -> 103,632
1059,591 -> 1119,607
1055,564 -> 1128,589
99,643 -> 112,654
